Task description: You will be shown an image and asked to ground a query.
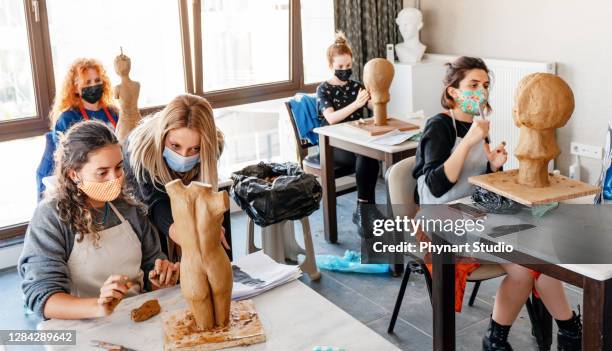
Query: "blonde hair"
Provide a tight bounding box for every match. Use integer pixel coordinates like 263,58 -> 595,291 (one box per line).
50,58 -> 115,127
127,94 -> 224,190
326,31 -> 353,66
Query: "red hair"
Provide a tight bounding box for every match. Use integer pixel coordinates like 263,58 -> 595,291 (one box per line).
50,58 -> 116,127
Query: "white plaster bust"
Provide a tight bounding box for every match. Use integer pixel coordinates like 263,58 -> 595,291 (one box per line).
395,8 -> 426,63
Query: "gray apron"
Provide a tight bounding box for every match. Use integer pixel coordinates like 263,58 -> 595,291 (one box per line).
417,111 -> 488,204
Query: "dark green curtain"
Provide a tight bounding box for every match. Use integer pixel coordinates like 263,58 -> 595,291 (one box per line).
334,0 -> 403,81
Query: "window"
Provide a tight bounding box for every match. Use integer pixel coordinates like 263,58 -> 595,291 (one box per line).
46,0 -> 185,108
301,0 -> 335,85
0,0 -> 37,121
215,99 -> 285,178
0,0 -> 334,240
201,0 -> 290,91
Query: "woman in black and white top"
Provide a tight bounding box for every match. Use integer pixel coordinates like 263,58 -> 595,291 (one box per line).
315,32 -> 380,237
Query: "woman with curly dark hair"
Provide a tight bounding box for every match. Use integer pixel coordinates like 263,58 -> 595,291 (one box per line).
19,120 -> 178,320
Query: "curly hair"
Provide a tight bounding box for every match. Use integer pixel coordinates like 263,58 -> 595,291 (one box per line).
50,58 -> 116,127
51,120 -> 142,244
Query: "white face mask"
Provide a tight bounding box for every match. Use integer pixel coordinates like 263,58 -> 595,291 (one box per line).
163,147 -> 200,173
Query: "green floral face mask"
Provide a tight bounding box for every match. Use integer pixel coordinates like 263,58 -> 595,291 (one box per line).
454,89 -> 488,115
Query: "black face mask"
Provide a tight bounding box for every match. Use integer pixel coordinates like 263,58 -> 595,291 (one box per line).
334,68 -> 352,82
80,84 -> 104,104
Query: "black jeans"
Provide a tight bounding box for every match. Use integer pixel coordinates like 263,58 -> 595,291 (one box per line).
334,148 -> 380,202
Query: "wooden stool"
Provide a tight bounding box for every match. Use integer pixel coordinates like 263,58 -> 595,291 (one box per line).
246,217 -> 320,280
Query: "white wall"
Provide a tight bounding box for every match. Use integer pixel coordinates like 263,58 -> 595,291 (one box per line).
413,0 -> 612,183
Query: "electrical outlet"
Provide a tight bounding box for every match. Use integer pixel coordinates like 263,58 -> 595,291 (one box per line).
570,142 -> 603,159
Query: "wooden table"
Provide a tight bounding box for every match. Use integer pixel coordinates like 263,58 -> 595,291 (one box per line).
421,196 -> 612,350
313,122 -> 419,244
39,280 -> 399,351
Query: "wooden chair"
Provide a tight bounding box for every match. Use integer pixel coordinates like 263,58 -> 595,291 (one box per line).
284,100 -> 356,196
384,157 -> 552,350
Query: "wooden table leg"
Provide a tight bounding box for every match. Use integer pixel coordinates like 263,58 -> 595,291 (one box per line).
320,135 -> 337,243
583,278 -> 612,350
432,234 -> 455,351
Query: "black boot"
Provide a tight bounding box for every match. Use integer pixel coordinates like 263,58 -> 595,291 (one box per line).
556,310 -> 582,351
483,317 -> 513,351
352,202 -> 384,238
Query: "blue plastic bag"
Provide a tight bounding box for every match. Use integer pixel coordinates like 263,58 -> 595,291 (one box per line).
316,250 -> 389,274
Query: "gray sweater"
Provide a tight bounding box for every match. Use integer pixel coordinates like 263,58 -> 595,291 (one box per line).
18,197 -> 166,318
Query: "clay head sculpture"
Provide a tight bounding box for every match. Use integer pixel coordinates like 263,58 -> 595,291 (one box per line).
513,73 -> 575,187
363,58 -> 395,126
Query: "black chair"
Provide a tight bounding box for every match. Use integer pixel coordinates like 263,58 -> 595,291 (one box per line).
284,100 -> 356,196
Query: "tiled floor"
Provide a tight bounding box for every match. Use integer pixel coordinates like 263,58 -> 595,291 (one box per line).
0,181 -> 584,350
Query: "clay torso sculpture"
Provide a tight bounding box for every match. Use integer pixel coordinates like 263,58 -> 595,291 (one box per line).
165,180 -> 232,330
363,58 -> 395,126
513,73 -> 575,187
113,51 -> 142,143
395,8 -> 426,63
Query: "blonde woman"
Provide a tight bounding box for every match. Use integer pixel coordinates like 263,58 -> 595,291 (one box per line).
124,94 -> 225,256
37,58 -> 118,199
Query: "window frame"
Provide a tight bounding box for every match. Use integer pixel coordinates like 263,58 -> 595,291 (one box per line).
0,0 -> 326,241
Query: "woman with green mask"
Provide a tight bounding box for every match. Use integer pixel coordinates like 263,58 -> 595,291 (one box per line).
412,57 -> 582,350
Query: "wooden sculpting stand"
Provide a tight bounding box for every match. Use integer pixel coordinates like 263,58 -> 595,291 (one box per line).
164,180 -> 265,350
468,73 -> 599,205
348,117 -> 419,136
363,58 -> 394,126
469,170 -> 599,206
113,49 -> 142,143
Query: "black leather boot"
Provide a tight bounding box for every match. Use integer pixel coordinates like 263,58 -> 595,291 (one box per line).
352,202 -> 384,238
482,317 -> 513,351
556,310 -> 582,351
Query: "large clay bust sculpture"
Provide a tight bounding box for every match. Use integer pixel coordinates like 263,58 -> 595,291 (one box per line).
165,180 -> 232,330
363,58 -> 394,126
113,50 -> 142,143
395,8 -> 426,63
513,73 -> 575,187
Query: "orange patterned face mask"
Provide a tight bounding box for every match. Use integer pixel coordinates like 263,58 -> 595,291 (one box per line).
77,174 -> 124,202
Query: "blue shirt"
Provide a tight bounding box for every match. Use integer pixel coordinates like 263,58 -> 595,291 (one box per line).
52,107 -> 119,144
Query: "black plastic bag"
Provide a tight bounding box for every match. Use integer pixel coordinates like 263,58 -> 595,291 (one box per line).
471,186 -> 526,214
230,162 -> 322,227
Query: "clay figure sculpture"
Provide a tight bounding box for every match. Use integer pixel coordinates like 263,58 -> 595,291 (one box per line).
513,73 -> 575,187
395,8 -> 426,63
165,179 -> 232,330
131,299 -> 161,322
363,58 -> 395,126
113,49 -> 142,143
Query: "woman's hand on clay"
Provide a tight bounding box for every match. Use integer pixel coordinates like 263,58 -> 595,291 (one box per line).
149,258 -> 180,289
463,119 -> 490,147
96,275 -> 132,316
352,89 -> 370,109
220,227 -> 230,250
487,142 -> 508,171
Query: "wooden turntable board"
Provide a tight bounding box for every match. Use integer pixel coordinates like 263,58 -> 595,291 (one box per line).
469,169 -> 600,206
348,117 -> 419,136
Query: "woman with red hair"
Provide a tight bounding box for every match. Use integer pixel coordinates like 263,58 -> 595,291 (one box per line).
37,58 -> 119,199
